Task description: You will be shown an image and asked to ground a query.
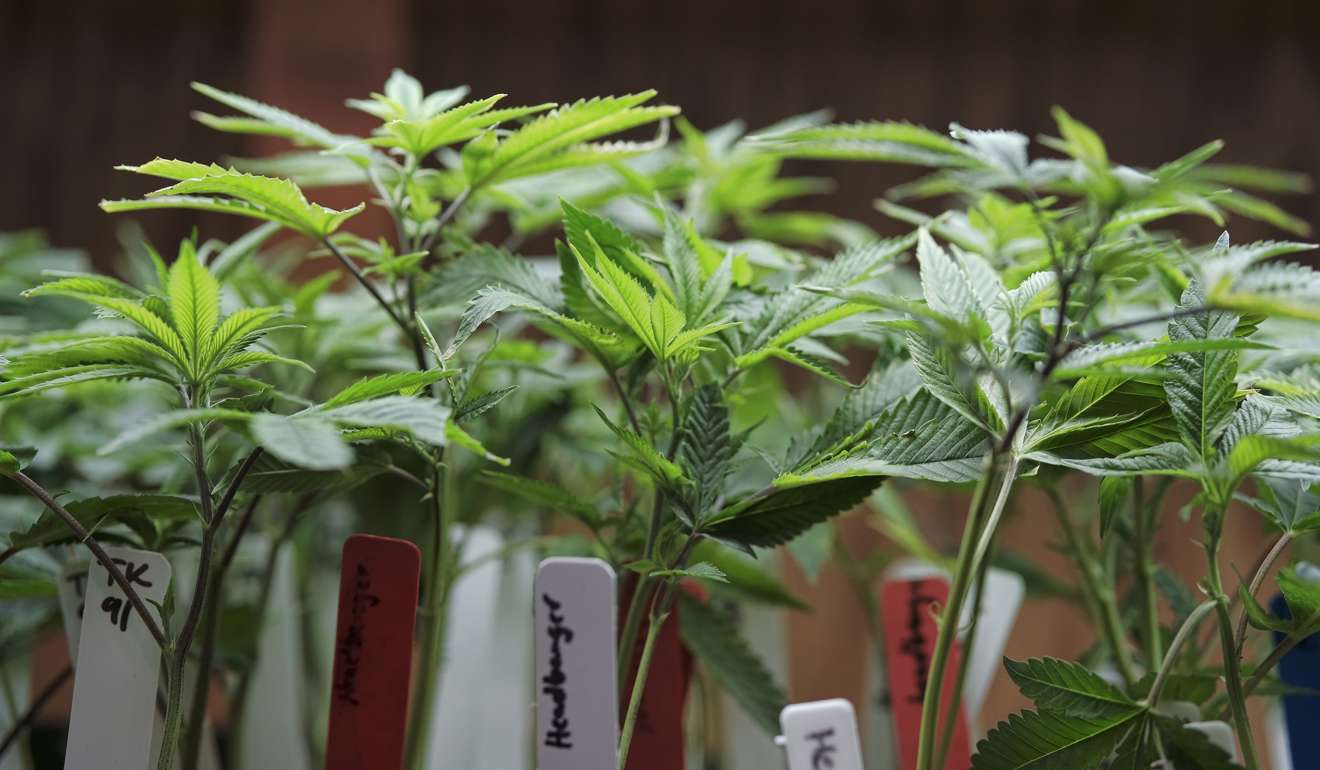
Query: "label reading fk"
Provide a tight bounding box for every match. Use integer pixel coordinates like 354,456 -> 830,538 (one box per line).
880,576 -> 971,770
780,699 -> 865,770
63,547 -> 171,770
324,534 -> 421,770
535,557 -> 618,770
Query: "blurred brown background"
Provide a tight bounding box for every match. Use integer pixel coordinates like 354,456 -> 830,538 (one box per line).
3,0 -> 1317,764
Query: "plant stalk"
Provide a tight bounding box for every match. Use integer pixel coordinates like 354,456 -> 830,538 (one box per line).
1044,486 -> 1138,687
1234,532 -> 1291,657
1146,599 -> 1217,706
1205,528 -> 1260,770
913,450 -> 1014,770
617,607 -> 668,770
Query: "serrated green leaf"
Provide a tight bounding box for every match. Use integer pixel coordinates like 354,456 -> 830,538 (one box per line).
704,476 -> 879,548
324,370 -> 455,408
322,395 -> 450,446
250,413 -> 353,470
971,708 -> 1144,770
593,405 -> 688,488
677,594 -> 787,735
1004,657 -> 1139,719
99,407 -> 253,454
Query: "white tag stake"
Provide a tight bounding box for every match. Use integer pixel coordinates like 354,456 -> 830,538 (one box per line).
963,567 -> 1025,723
63,547 -> 171,770
779,699 -> 866,770
534,557 -> 617,770
56,560 -> 90,659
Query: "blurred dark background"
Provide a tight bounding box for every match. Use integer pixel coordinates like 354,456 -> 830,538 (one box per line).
3,0 -> 1319,264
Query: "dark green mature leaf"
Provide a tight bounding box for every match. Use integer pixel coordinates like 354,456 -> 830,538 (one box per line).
679,384 -> 739,524
703,476 -> 879,548
677,594 -> 787,735
323,395 -> 451,446
251,413 -> 353,470
1164,285 -> 1241,459
971,709 -> 1144,770
1277,566 -> 1320,624
782,389 -> 989,485
1004,657 -> 1139,719
5,494 -> 198,555
1098,476 -> 1132,540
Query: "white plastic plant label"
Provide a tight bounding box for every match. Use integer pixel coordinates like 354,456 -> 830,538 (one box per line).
779,698 -> 865,770
534,557 -> 618,770
963,567 -> 1025,721
63,546 -> 171,770
1186,721 -> 1238,761
56,560 -> 90,659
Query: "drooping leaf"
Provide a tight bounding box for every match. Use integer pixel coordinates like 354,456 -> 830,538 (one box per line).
677,594 -> 787,735
250,413 -> 353,470
971,708 -> 1145,770
703,476 -> 880,548
1004,657 -> 1139,719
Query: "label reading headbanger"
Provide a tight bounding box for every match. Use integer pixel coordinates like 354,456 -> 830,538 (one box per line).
535,557 -> 618,770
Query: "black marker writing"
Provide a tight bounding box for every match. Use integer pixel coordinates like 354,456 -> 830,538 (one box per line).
541,593 -> 575,750
808,727 -> 838,769
333,562 -> 380,706
899,581 -> 939,703
99,560 -> 153,632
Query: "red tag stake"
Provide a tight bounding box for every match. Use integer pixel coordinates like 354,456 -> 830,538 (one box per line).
617,577 -> 694,770
880,577 -> 972,770
325,534 -> 421,770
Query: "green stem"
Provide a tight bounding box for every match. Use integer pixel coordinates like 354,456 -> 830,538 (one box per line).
936,530 -> 995,770
1145,599 -> 1216,707
156,645 -> 188,770
1206,528 -> 1260,770
404,456 -> 458,770
0,664 -> 33,770
179,570 -> 223,770
1243,634 -> 1305,699
1132,478 -> 1164,670
914,450 -> 1014,770
1044,486 -> 1137,687
1234,532 -> 1291,657
617,607 -> 668,770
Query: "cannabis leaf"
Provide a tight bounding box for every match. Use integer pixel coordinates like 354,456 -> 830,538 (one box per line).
104,159 -> 364,238
677,594 -> 787,735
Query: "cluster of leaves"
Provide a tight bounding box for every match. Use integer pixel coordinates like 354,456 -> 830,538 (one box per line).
6,66 -> 1320,770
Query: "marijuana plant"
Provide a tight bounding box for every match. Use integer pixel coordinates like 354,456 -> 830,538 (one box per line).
755,109 -> 1320,769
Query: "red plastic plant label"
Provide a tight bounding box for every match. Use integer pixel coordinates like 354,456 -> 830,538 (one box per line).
324,534 -> 421,770
880,576 -> 972,770
617,577 -> 693,770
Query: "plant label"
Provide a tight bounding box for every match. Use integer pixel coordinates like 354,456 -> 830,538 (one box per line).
56,560 -> 90,659
535,557 -> 618,770
779,698 -> 865,770
324,534 -> 421,770
880,575 -> 971,770
63,546 -> 171,770
618,578 -> 696,770
963,567 -> 1025,722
